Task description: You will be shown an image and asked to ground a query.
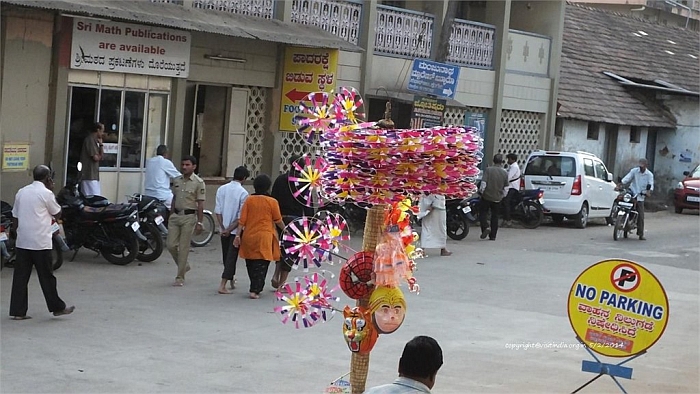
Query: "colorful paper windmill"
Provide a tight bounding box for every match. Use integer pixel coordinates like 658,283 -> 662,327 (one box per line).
315,211 -> 351,263
333,87 -> 364,126
281,216 -> 327,271
305,272 -> 341,322
294,92 -> 336,143
288,155 -> 328,207
274,273 -> 340,329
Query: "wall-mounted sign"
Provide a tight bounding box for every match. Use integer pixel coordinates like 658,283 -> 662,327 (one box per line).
408,59 -> 460,99
2,143 -> 30,172
410,96 -> 445,129
71,17 -> 191,78
567,259 -> 669,357
279,47 -> 339,132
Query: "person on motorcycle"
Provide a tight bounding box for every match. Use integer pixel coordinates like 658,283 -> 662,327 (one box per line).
620,158 -> 654,240
144,145 -> 181,209
502,153 -> 521,228
9,165 -> 75,320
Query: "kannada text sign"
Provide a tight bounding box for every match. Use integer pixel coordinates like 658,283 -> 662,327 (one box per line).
410,95 -> 445,129
408,59 -> 460,99
71,17 -> 190,78
567,259 -> 669,357
2,143 -> 30,172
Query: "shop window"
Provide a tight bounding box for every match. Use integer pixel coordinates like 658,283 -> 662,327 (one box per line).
630,126 -> 641,143
98,89 -> 122,168
120,92 -> 146,168
587,122 -> 599,140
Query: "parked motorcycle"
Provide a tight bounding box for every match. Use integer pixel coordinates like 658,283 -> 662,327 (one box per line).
446,199 -> 470,240
56,163 -> 143,265
612,187 -> 646,241
126,193 -> 215,248
465,189 -> 545,229
126,194 -> 166,262
2,201 -> 65,271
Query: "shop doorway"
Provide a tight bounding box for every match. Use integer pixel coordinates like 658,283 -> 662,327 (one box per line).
187,84 -> 248,178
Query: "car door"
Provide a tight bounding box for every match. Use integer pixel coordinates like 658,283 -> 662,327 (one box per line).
594,159 -> 616,215
582,158 -> 602,215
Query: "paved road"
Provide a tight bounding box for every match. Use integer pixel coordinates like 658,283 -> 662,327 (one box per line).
1,210 -> 698,393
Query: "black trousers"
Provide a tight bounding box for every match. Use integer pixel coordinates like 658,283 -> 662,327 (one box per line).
479,199 -> 501,239
220,234 -> 239,280
10,248 -> 66,317
246,259 -> 270,294
502,189 -> 519,221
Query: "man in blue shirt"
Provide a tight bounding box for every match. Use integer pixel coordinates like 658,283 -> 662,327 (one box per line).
364,336 -> 443,394
144,145 -> 181,209
621,158 -> 654,240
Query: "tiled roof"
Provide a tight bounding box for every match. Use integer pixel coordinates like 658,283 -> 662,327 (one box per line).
558,3 -> 699,127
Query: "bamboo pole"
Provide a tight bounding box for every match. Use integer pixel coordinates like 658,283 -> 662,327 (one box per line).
350,204 -> 386,393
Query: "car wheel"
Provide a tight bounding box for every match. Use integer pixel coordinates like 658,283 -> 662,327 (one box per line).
552,214 -> 564,225
675,206 -> 683,214
574,203 -> 589,229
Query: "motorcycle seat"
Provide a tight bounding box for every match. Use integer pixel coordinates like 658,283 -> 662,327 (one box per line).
81,203 -> 135,220
83,195 -> 110,207
134,195 -> 162,210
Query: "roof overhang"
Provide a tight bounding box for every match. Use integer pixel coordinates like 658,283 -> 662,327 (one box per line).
1,0 -> 363,52
604,72 -> 700,96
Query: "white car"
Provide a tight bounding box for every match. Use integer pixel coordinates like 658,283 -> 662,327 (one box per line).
522,150 -> 618,228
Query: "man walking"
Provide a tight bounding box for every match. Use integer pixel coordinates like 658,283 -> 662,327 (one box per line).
502,153 -> 521,228
364,336 -> 444,394
168,156 -> 206,286
479,154 -> 509,241
79,122 -> 105,196
214,166 -> 249,294
621,158 -> 654,240
10,165 -> 75,320
144,145 -> 181,209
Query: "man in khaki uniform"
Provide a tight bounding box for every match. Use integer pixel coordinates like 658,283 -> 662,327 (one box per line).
168,155 -> 206,286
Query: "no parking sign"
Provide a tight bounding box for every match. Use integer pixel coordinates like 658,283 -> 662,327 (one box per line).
567,259 -> 669,357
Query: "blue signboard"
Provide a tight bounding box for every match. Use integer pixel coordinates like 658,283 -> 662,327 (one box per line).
407,59 -> 460,99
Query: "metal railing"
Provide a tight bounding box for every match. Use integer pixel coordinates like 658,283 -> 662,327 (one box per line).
192,0 -> 274,19
150,0 -> 184,4
446,19 -> 495,69
374,5 -> 433,59
290,0 -> 362,45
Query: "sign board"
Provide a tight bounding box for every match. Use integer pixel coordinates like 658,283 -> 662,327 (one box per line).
279,47 -> 338,131
71,17 -> 190,78
568,259 -> 669,357
410,96 -> 445,129
407,59 -> 460,99
463,111 -> 487,141
2,143 -> 30,171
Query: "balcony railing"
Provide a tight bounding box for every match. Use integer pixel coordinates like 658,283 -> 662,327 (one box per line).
447,19 -> 495,69
193,0 -> 274,19
290,0 -> 362,45
150,0 -> 183,4
374,5 -> 433,59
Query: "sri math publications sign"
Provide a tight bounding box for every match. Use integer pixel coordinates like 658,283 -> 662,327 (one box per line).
2,143 -> 30,171
567,259 -> 669,357
407,59 -> 460,99
410,95 -> 445,129
71,17 -> 190,78
279,47 -> 338,132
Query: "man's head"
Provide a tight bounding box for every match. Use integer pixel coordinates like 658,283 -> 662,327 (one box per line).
398,336 -> 443,389
33,165 -> 54,190
156,145 -> 168,157
506,153 -> 518,164
638,158 -> 648,173
233,166 -> 250,181
181,155 -> 197,176
93,122 -> 105,138
253,174 -> 272,194
493,154 -> 504,165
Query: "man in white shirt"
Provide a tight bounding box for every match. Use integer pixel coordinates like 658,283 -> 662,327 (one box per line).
9,165 -> 75,320
621,158 -> 654,240
144,145 -> 181,209
502,153 -> 521,228
215,166 -> 249,294
364,336 -> 443,394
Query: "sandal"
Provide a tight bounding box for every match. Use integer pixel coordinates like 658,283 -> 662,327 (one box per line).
11,316 -> 31,320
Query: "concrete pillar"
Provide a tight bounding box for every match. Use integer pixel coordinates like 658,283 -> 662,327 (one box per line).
359,0 -> 378,97
428,0 -> 449,61
484,0 -> 511,162
169,77 -> 187,165
543,2 -> 565,150
274,0 -> 294,21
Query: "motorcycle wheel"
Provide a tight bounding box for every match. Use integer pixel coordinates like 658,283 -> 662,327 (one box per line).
613,214 -> 625,241
190,212 -> 215,247
606,202 -> 618,225
101,226 -> 139,265
52,239 -> 64,271
136,222 -> 164,262
447,211 -> 469,240
520,201 -> 544,229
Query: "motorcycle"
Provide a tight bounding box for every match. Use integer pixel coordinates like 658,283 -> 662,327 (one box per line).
126,193 -> 215,248
56,163 -> 143,265
465,189 -> 545,230
446,199 -> 470,240
2,203 -> 65,271
612,187 -> 647,241
126,194 -> 166,262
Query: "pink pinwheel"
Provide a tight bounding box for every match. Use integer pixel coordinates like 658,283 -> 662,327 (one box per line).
305,272 -> 341,323
274,280 -> 317,329
333,87 -> 364,125
315,211 -> 352,263
289,155 -> 328,208
295,92 -> 336,143
282,217 -> 327,271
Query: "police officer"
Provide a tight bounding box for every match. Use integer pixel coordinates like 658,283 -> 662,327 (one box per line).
168,155 -> 206,286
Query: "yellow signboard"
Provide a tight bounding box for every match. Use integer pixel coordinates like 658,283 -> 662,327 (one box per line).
568,259 -> 669,357
279,47 -> 338,132
2,143 -> 30,171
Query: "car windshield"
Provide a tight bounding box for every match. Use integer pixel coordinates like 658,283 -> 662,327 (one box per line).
691,165 -> 700,178
524,155 -> 576,178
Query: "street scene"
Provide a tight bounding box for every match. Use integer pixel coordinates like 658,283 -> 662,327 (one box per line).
1,0 -> 699,393
1,211 -> 698,393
